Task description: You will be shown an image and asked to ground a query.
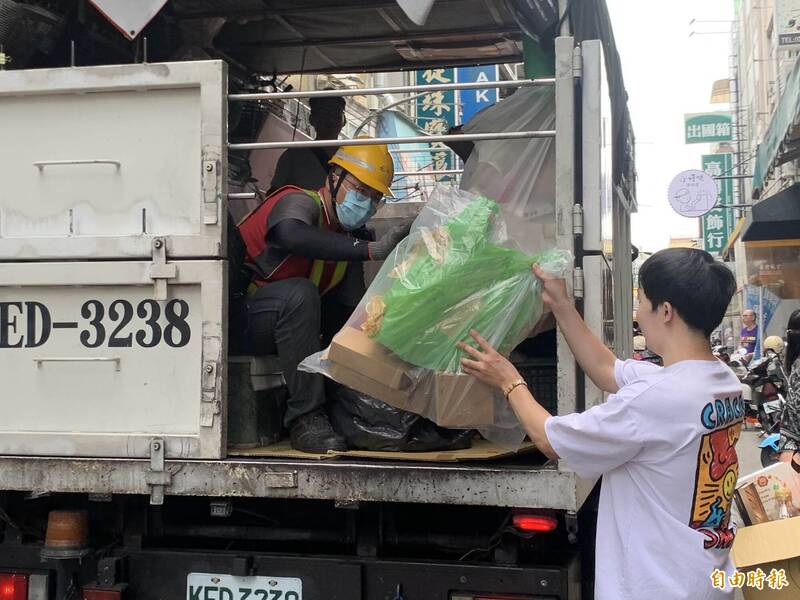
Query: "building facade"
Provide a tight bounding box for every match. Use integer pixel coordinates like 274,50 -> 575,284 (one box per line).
727,0 -> 800,353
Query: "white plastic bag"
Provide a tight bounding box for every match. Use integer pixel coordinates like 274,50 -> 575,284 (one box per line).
301,186 -> 570,447
460,86 -> 556,255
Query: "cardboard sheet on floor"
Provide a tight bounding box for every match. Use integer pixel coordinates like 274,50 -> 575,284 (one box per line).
228,438 -> 538,463
228,440 -> 335,460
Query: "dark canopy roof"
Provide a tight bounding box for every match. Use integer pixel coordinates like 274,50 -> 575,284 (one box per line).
173,0 -> 553,74
742,183 -> 800,242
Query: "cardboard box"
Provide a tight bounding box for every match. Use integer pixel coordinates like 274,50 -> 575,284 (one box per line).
735,462 -> 800,525
732,517 -> 800,599
328,326 -> 416,391
328,327 -> 495,428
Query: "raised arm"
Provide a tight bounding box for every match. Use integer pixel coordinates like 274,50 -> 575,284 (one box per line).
533,265 -> 619,394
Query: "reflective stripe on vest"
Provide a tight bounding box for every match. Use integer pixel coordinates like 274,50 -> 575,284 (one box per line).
238,186 -> 349,295
308,256 -> 348,296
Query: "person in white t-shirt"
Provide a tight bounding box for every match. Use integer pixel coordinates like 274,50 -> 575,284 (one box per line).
458,248 -> 741,600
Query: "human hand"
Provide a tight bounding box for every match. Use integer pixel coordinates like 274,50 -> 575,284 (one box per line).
368,217 -> 414,260
532,264 -> 570,312
458,329 -> 522,391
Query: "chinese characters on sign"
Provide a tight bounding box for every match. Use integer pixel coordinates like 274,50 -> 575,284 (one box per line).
701,153 -> 734,255
685,113 -> 733,144
710,567 -> 790,591
667,170 -> 719,218
416,68 -> 456,181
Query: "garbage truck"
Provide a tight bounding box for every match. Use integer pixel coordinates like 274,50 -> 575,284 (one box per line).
0,1 -> 636,598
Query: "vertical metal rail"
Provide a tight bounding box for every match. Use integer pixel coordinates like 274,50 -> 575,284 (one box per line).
554,36 -> 578,423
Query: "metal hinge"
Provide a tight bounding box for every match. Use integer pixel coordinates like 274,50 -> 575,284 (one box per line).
149,238 -> 176,301
572,46 -> 582,79
145,438 -> 171,506
572,203 -> 584,236
202,160 -> 220,225
200,361 -> 221,428
573,267 -> 584,299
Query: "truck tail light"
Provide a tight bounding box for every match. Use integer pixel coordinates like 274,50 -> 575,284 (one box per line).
511,513 -> 558,533
82,589 -> 122,600
0,574 -> 27,600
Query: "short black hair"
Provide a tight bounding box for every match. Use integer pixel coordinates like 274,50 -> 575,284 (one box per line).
638,248 -> 736,337
309,94 -> 346,114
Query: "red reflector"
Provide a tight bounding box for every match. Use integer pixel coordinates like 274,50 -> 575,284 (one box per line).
0,574 -> 28,600
83,588 -> 122,600
511,514 -> 558,533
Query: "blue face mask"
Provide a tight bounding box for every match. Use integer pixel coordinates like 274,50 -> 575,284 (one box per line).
336,189 -> 377,231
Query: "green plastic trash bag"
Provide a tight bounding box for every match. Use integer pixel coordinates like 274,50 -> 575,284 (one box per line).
367,196 -> 565,372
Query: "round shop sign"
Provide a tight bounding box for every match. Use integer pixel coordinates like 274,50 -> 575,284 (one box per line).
667,169 -> 719,217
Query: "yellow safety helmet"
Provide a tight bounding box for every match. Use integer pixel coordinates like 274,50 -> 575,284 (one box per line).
329,138 -> 395,197
764,335 -> 784,355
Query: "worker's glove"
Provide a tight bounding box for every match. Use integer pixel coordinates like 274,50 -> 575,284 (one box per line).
368,218 -> 414,260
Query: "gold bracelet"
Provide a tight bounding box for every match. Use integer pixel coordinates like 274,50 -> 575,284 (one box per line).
503,379 -> 528,399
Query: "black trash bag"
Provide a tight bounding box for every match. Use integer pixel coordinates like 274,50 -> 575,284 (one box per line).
328,383 -> 474,452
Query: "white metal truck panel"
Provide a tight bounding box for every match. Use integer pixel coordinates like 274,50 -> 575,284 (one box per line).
580,40 -> 613,253
0,260 -> 227,459
0,61 -> 227,260
581,254 -> 609,411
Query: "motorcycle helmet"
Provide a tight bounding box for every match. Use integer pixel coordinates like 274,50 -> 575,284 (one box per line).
763,336 -> 784,356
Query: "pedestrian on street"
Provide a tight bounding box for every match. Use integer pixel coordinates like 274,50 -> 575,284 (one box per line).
779,310 -> 800,466
459,248 -> 740,599
740,309 -> 758,363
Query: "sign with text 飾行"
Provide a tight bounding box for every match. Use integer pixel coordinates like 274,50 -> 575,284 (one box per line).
700,153 -> 734,255
685,112 -> 733,144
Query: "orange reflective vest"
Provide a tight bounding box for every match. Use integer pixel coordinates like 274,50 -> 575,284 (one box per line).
237,186 -> 348,295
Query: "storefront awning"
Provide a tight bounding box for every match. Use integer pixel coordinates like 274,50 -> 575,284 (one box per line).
742,183 -> 800,242
752,57 -> 800,197
721,216 -> 745,259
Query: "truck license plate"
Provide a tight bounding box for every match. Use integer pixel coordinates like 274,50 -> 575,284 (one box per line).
187,573 -> 302,600
0,298 -> 192,350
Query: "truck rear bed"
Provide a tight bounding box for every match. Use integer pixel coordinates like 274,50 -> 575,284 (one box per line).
0,454 -> 593,511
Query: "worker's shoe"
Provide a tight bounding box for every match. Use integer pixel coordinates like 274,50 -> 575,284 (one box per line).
290,410 -> 347,453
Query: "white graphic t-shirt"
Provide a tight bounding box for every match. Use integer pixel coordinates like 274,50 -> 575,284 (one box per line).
545,359 -> 743,600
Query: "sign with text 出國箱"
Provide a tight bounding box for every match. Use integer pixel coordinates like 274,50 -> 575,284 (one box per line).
685,112 -> 733,144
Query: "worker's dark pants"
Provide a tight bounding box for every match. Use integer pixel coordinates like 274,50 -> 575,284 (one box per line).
242,265 -> 364,427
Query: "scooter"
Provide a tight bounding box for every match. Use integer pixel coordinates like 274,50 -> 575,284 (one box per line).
727,347 -> 750,380
743,351 -> 788,431
633,348 -> 663,366
759,430 -> 783,468
712,345 -> 731,365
